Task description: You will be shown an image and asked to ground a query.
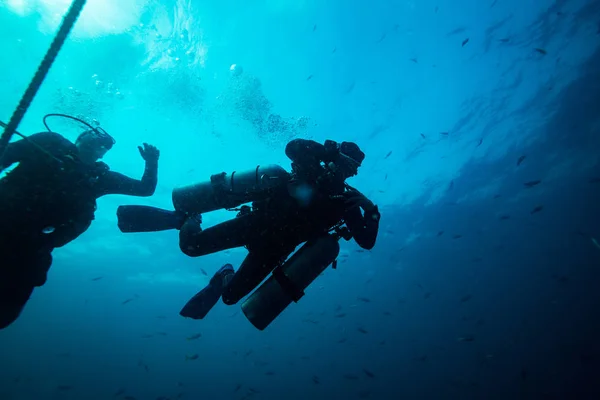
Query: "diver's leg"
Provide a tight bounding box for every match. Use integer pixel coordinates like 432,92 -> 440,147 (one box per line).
179,247 -> 292,319
179,213 -> 261,257
221,248 -> 293,306
0,250 -> 51,329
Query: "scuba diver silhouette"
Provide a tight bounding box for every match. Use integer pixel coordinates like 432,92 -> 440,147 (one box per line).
117,138 -> 380,330
0,114 -> 160,329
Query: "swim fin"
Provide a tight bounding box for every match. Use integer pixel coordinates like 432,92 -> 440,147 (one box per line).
180,264 -> 234,320
117,205 -> 185,233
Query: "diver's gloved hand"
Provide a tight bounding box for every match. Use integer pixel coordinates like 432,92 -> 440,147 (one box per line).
138,143 -> 160,164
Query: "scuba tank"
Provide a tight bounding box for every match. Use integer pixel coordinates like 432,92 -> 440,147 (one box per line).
241,233 -> 341,331
172,164 -> 290,214
117,164 -> 290,233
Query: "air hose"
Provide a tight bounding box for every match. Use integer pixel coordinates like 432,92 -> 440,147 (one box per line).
0,0 -> 88,159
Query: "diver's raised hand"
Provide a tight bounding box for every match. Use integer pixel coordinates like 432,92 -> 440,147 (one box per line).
138,143 -> 160,163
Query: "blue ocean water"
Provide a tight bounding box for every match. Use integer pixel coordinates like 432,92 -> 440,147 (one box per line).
1,0 -> 599,399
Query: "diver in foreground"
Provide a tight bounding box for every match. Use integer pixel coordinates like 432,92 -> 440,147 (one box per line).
0,114 -> 160,329
118,139 -> 380,330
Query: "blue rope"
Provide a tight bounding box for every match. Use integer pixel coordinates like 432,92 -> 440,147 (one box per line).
0,0 -> 87,157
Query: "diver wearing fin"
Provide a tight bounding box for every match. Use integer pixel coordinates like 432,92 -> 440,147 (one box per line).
0,114 -> 160,329
117,139 -> 380,330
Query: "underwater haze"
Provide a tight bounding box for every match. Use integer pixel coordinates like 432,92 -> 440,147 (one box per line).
1,0 -> 600,399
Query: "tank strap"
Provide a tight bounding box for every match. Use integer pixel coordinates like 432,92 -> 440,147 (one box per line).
272,267 -> 305,303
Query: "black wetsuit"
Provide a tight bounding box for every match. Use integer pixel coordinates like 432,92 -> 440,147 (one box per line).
179,138 -> 379,305
0,132 -> 158,329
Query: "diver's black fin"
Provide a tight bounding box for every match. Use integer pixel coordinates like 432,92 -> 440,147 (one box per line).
117,205 -> 184,232
180,284 -> 222,320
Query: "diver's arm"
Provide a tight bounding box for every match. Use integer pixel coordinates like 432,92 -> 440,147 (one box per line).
96,160 -> 158,197
344,193 -> 380,250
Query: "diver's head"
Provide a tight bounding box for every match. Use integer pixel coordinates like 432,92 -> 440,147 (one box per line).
75,128 -> 115,163
329,141 -> 365,180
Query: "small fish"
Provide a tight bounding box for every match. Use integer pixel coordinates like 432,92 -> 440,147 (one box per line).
383,311 -> 392,316
121,298 -> 135,305
535,48 -> 547,55
384,173 -> 388,180
410,58 -> 418,63
462,38 -> 470,47
357,327 -> 368,334
440,131 -> 449,136
312,24 -> 317,32
363,369 -> 375,378
457,335 -> 475,342
498,37 -> 510,43
460,294 -> 472,303
530,205 -> 544,214
334,313 -> 347,318
476,138 -> 483,147
57,385 -> 73,391
248,388 -> 260,394
357,297 -> 371,303
517,155 -> 526,166
234,383 -> 242,392
445,26 -> 466,37
449,180 -> 454,190
185,354 -> 199,361
424,292 -> 432,299
265,371 -> 275,376
453,234 -> 462,239
420,133 -> 426,139
337,337 -> 347,343
384,151 -> 392,159
343,374 -> 360,381
331,47 -> 337,53
524,180 -> 541,188
312,375 -> 320,384
140,334 -> 154,339
376,32 -> 387,43
186,333 -> 202,340
200,269 -> 207,276
499,214 -> 510,220
435,6 -> 439,13
437,230 -> 444,236
113,388 -> 126,397
91,276 -> 103,281
306,74 -> 313,81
